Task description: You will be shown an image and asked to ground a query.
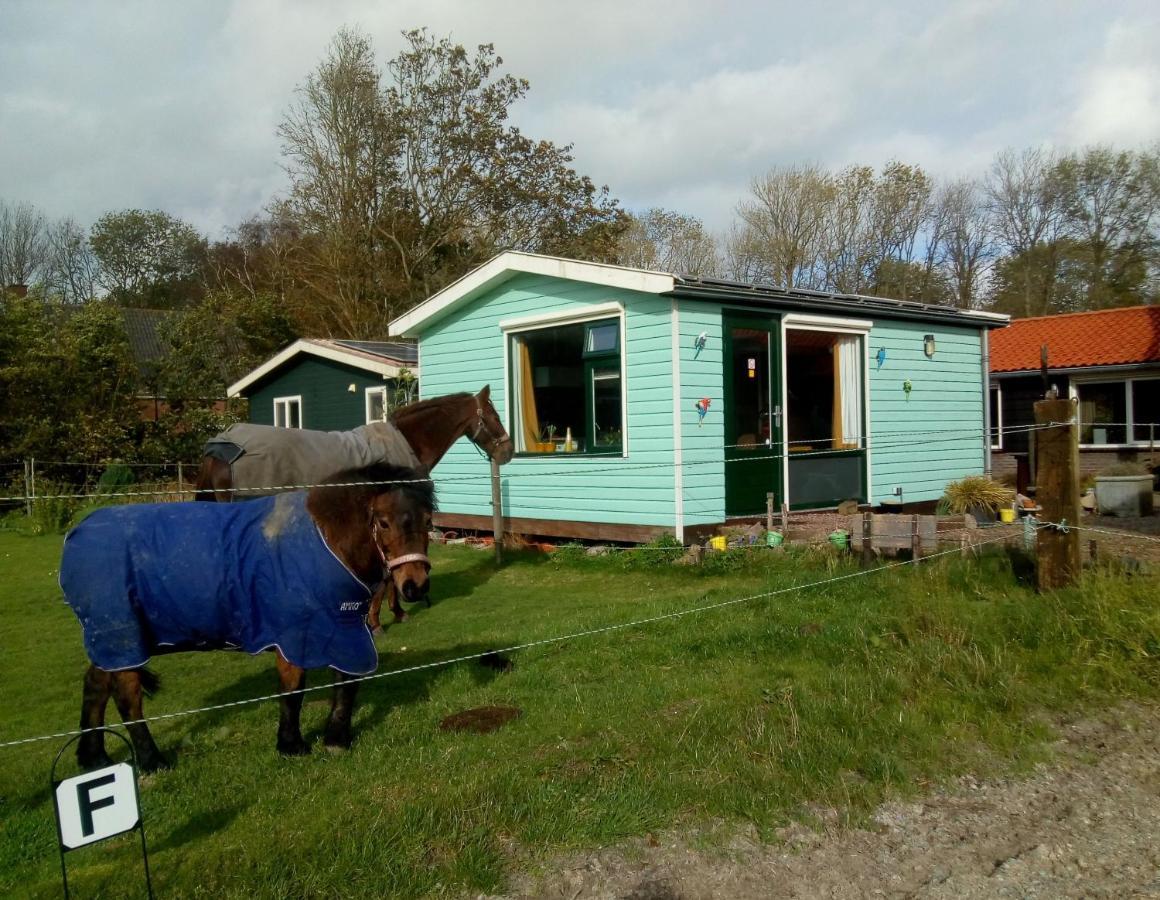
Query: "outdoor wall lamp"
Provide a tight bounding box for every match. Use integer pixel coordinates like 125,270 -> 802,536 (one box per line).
923,334 -> 936,358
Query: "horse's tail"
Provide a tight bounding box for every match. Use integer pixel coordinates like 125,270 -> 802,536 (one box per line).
138,667 -> 162,696
192,455 -> 224,502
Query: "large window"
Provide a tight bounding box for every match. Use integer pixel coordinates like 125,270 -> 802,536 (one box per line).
510,318 -> 623,455
784,329 -> 863,452
273,396 -> 302,428
1075,377 -> 1158,446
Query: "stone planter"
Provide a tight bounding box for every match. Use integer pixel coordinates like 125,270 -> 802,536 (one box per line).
1094,475 -> 1155,517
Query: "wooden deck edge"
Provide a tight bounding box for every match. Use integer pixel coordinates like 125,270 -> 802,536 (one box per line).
433,512 -> 681,545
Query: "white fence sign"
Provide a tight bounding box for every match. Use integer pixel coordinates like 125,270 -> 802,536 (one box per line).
54,763 -> 140,849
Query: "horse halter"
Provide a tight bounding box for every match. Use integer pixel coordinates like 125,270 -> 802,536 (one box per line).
371,521 -> 431,571
469,404 -> 511,458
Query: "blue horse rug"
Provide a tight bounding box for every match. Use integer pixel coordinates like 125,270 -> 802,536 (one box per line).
60,493 -> 378,675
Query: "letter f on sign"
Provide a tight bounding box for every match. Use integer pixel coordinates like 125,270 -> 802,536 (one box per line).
78,773 -> 117,837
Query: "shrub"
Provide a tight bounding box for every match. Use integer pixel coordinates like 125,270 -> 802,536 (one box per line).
938,476 -> 1014,515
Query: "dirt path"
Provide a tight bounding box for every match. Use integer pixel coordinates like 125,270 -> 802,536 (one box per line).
485,704 -> 1160,899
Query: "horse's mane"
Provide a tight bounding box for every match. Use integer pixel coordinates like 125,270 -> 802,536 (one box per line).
307,463 -> 436,524
389,393 -> 473,424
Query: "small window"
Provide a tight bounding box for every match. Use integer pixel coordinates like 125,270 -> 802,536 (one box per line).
366,386 -> 388,423
510,317 -> 623,454
274,396 -> 302,428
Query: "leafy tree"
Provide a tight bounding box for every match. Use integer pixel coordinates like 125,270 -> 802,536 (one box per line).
90,209 -> 208,308
276,27 -> 624,337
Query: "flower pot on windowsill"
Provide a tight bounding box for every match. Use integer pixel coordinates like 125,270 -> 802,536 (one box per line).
1094,475 -> 1154,517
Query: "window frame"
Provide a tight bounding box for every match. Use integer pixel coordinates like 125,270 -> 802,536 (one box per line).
365,385 -> 389,424
273,395 -> 303,429
990,382 -> 1003,451
500,303 -> 628,458
1071,374 -> 1160,448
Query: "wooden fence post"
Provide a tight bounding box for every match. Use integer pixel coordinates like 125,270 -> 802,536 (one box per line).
1034,398 -> 1081,590
177,461 -> 184,499
861,511 -> 873,566
23,458 -> 32,517
766,493 -> 774,534
490,459 -> 503,565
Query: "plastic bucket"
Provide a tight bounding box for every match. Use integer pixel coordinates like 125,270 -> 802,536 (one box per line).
828,530 -> 849,550
709,535 -> 727,552
765,530 -> 784,547
998,508 -> 1016,524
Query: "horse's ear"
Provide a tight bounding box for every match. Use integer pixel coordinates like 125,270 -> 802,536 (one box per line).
478,385 -> 490,401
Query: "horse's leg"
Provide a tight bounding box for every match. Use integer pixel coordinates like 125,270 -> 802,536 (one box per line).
77,665 -> 114,770
275,651 -> 309,756
387,580 -> 408,622
368,582 -> 406,634
110,669 -> 167,772
323,672 -> 360,751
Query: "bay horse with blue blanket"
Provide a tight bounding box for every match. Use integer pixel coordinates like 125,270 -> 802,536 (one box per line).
61,463 -> 434,771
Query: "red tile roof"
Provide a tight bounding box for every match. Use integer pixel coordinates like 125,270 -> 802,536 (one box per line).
990,305 -> 1160,373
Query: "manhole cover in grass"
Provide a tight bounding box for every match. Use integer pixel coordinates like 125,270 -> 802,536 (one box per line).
439,705 -> 522,734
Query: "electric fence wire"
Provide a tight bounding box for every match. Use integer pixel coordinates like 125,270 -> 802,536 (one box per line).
0,524 -> 1046,752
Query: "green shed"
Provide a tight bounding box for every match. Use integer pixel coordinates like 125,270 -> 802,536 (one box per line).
389,252 -> 1009,542
228,339 -> 417,430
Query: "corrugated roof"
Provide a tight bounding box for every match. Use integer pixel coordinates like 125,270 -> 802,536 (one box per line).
990,305 -> 1160,373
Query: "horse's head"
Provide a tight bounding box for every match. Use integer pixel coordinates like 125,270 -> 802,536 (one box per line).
469,385 -> 514,465
369,476 -> 434,607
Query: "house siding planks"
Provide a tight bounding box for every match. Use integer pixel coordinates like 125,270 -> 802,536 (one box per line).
676,300 -> 727,526
867,322 -> 986,504
420,273 -> 678,528
247,357 -> 391,430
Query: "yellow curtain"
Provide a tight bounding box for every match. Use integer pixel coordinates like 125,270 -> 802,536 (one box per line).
518,340 -> 548,452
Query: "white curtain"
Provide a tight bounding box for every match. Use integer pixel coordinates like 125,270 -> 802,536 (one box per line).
837,336 -> 862,448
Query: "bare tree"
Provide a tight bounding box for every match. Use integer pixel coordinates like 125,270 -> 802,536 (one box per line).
736,164 -> 833,289
984,147 -> 1065,316
44,217 -> 99,303
0,199 -> 49,289
934,178 -> 993,309
615,208 -> 720,276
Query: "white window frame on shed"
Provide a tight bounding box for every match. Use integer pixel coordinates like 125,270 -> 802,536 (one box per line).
499,302 -> 629,457
273,395 -> 303,429
365,385 -> 389,423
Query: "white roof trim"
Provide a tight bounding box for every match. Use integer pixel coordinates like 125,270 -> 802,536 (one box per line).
228,339 -> 409,397
388,250 -> 674,337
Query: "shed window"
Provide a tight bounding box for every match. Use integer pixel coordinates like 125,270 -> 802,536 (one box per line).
1075,377 -> 1160,446
274,396 -> 302,428
366,386 -> 388,423
510,318 -> 623,454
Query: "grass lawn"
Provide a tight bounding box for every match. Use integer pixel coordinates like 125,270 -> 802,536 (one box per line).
1,530 -> 1158,898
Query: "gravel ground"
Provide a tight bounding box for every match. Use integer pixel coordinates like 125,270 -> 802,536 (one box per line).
485,704 -> 1160,899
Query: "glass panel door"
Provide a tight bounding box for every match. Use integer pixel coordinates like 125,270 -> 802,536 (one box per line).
723,314 -> 781,516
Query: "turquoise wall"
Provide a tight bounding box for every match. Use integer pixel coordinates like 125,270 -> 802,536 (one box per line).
419,273 -> 680,527
418,273 -> 989,528
867,322 -> 986,504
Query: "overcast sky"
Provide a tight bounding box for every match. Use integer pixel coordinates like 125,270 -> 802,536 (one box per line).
2,0 -> 1158,240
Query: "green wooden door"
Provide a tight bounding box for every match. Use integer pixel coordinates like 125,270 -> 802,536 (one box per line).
724,313 -> 782,516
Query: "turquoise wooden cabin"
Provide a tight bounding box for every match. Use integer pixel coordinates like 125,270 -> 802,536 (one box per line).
390,252 -> 1009,543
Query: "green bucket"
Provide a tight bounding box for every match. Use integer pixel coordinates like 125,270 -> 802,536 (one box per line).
828,529 -> 849,550
765,530 -> 784,548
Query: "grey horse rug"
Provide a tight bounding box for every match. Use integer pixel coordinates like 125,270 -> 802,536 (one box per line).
205,421 -> 420,496
59,492 -> 378,675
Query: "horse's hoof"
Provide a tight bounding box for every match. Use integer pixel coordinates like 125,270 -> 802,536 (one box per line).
370,625 -> 384,636
77,752 -> 114,771
323,742 -> 350,755
139,754 -> 172,773
277,739 -> 311,757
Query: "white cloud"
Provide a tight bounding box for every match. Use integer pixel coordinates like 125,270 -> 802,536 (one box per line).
1063,20 -> 1160,147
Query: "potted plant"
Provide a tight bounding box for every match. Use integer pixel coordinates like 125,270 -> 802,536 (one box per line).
938,476 -> 1015,524
1094,463 -> 1154,517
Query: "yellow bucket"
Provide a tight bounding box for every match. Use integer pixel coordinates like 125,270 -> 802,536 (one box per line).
709,535 -> 727,552
998,508 -> 1016,523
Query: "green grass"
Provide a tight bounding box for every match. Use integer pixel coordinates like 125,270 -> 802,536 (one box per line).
1,532 -> 1158,898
